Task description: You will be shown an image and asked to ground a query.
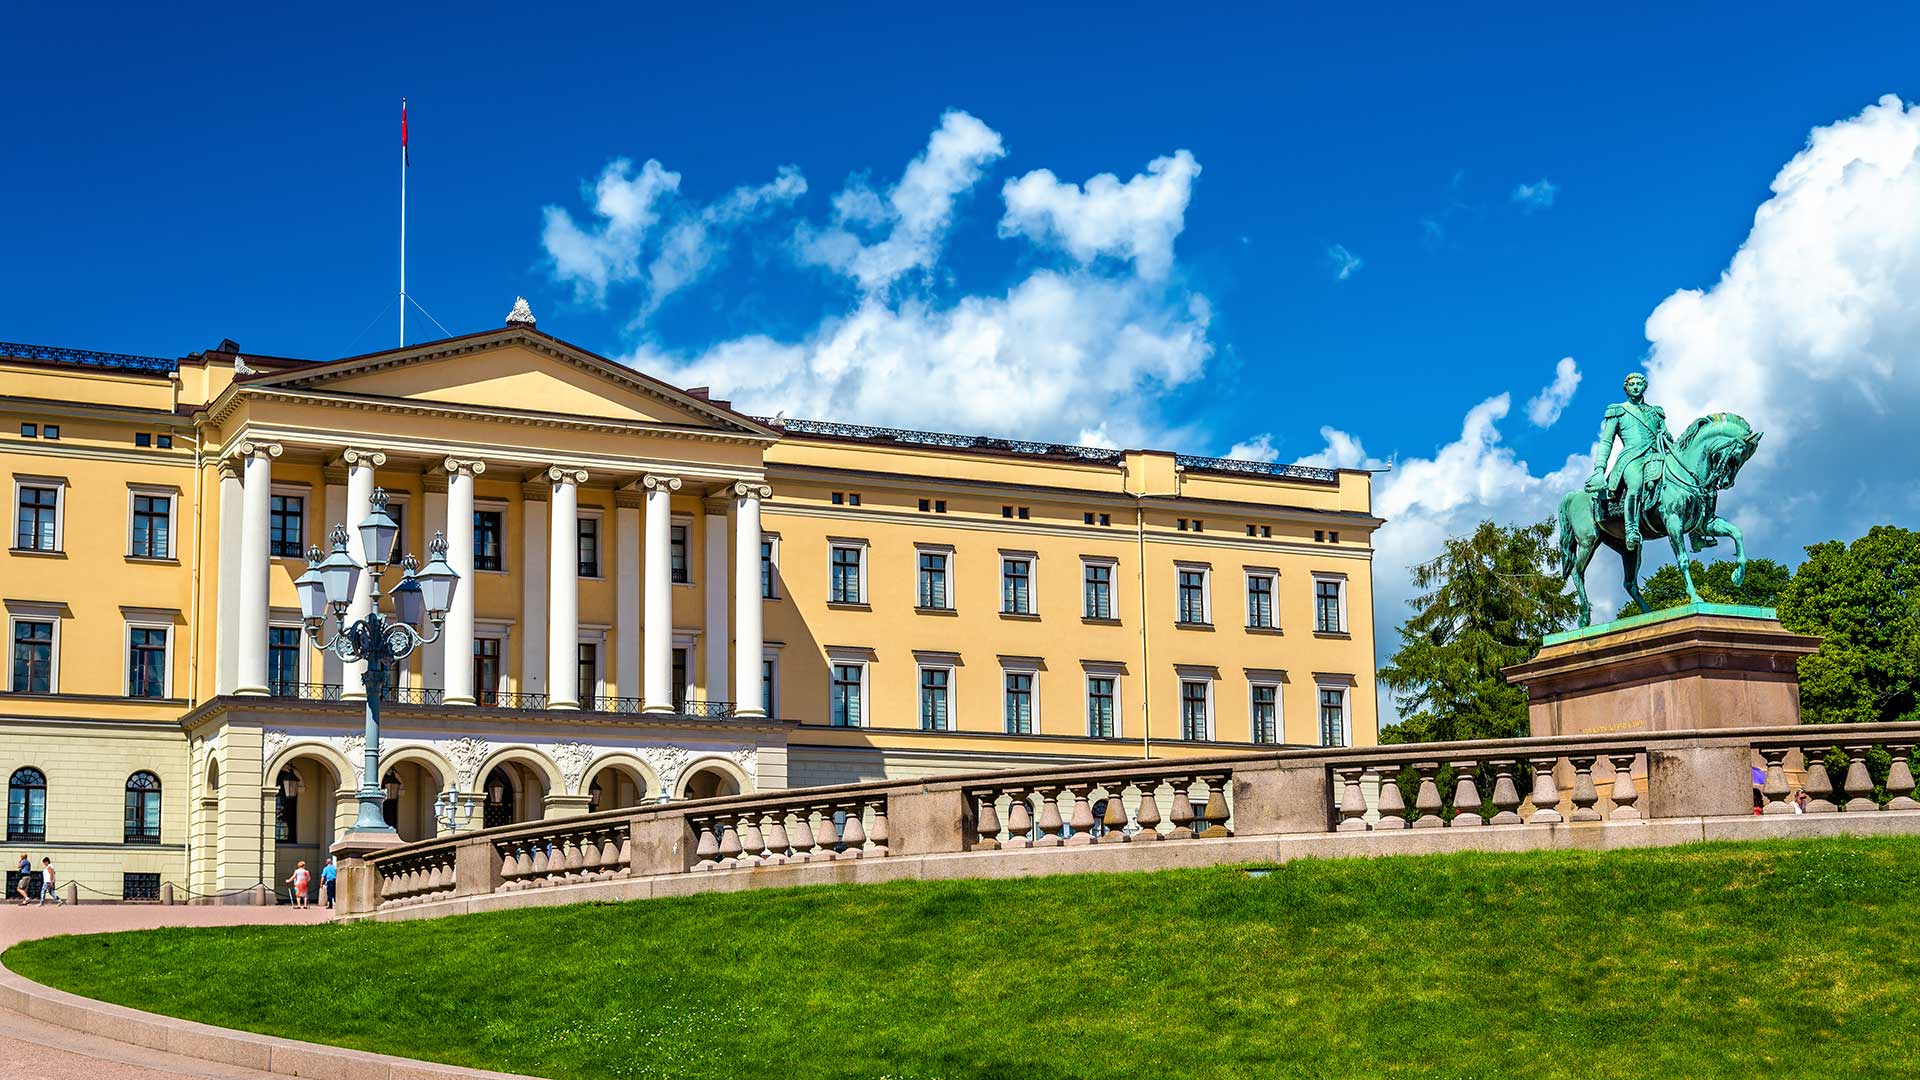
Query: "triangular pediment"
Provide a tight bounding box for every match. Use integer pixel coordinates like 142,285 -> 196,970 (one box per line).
243,328 -> 771,436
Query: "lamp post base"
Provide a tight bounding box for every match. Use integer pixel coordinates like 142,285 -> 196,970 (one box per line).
330,828 -> 406,861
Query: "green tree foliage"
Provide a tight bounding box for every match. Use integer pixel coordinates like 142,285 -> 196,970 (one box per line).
1615,557 -> 1794,619
1777,525 -> 1920,725
1379,520 -> 1578,743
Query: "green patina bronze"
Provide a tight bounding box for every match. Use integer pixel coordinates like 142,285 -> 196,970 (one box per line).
1541,601 -> 1780,647
1555,372 -> 1764,627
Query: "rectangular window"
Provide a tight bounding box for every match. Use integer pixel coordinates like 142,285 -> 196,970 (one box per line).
1247,573 -> 1276,629
830,663 -> 863,727
19,424 -> 35,438
761,537 -> 778,599
847,493 -> 861,506
267,626 -> 301,696
1084,562 -> 1113,620
42,425 -> 58,441
1002,557 -> 1032,615
762,657 -> 777,715
1319,687 -> 1347,747
1181,680 -> 1210,741
15,485 -> 58,551
918,498 -> 930,512
128,626 -> 168,698
830,545 -> 864,604
1177,569 -> 1209,625
578,642 -> 599,705
672,647 -> 689,708
1087,676 -> 1116,738
578,516 -> 601,578
1251,684 -> 1279,744
917,551 -> 950,609
670,523 -> 689,583
269,494 -> 304,558
919,668 -> 951,731
1315,578 -> 1345,633
935,500 -> 946,513
832,492 -> 844,505
157,434 -> 172,449
134,431 -> 149,447
474,638 -> 502,705
1004,672 -> 1035,734
384,501 -> 405,564
10,620 -> 53,693
474,510 -> 505,571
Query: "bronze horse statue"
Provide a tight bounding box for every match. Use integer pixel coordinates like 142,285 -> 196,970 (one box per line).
1556,412 -> 1763,626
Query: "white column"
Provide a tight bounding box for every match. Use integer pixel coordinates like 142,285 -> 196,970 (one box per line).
702,498 -> 730,703
642,473 -> 681,713
733,482 -> 769,715
320,477 -> 346,689
547,466 -> 587,710
441,458 -> 485,705
520,487 -> 548,700
234,441 -> 281,696
214,460 -> 242,695
341,450 -> 383,700
615,493 -> 642,701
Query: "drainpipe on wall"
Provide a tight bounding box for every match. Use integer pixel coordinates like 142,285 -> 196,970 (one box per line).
1123,461 -> 1183,761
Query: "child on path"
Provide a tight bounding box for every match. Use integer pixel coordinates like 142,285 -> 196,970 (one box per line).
287,861 -> 311,908
37,858 -> 62,905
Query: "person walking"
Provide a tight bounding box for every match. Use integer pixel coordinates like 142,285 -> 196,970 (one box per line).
37,858 -> 62,905
320,856 -> 337,910
286,861 -> 311,908
14,853 -> 30,905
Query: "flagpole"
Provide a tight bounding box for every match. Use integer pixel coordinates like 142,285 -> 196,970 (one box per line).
399,97 -> 407,348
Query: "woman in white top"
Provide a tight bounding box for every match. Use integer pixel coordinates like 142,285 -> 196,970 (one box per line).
287,861 -> 311,908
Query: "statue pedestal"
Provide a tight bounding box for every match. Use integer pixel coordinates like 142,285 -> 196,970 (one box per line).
1502,603 -> 1819,736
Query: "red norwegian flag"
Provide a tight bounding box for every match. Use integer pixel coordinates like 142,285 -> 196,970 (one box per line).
401,99 -> 409,165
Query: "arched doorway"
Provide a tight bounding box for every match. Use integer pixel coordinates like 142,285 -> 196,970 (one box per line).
270,754 -> 342,901
680,765 -> 743,801
481,760 -> 550,826
586,763 -> 649,812
379,760 -> 443,842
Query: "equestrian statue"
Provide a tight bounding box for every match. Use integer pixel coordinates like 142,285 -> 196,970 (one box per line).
1556,371 -> 1764,626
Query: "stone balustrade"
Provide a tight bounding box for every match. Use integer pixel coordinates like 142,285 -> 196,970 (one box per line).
342,722 -> 1920,922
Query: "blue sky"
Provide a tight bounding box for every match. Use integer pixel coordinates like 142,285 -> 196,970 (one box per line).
7,4 -> 1920,702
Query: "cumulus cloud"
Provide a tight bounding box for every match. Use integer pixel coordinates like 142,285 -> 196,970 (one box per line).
1512,178 -> 1558,211
643,166 -> 808,318
1525,357 -> 1582,427
541,158 -> 681,302
794,110 -> 1006,293
1327,243 -> 1363,281
999,150 -> 1200,280
1224,434 -> 1280,463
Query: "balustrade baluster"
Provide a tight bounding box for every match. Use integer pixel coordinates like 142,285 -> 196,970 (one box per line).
764,813 -> 791,865
1003,790 -> 1034,849
1489,762 -> 1523,825
1374,769 -> 1407,831
1449,761 -> 1484,827
1842,745 -> 1878,812
1607,754 -> 1640,820
974,794 -> 1002,850
530,840 -> 552,882
1200,775 -> 1232,837
497,844 -> 516,888
617,828 -> 632,871
789,811 -> 819,861
1527,757 -> 1563,824
1337,769 -> 1369,832
562,835 -> 585,881
1167,779 -> 1197,840
1412,764 -> 1445,829
718,816 -> 746,867
1886,746 -> 1918,811
1570,756 -> 1602,822
810,810 -> 842,863
838,802 -> 868,859
1802,746 -> 1838,812
1099,785 -> 1130,843
1034,786 -> 1066,847
1759,749 -> 1794,815
1066,784 -> 1097,846
1131,781 -> 1162,841
692,819 -> 720,871
740,815 -> 767,867
867,799 -> 890,857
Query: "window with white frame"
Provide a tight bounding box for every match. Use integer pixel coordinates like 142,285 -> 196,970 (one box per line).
125,620 -> 171,699
1002,660 -> 1040,734
474,507 -> 507,572
829,661 -> 865,727
13,478 -> 63,552
578,514 -> 602,578
1083,558 -> 1115,620
577,640 -> 602,705
761,649 -> 780,715
1001,553 -> 1034,615
1085,673 -> 1118,738
1176,564 -> 1211,626
670,518 -> 692,584
8,615 -> 56,694
1178,672 -> 1214,741
829,541 -> 866,604
761,534 -> 780,600
916,547 -> 952,610
1245,569 -> 1277,630
1317,682 -> 1350,746
919,665 -> 952,731
1314,573 -> 1348,634
128,488 -> 175,559
1249,680 -> 1281,744
267,624 -> 304,696
474,634 -> 505,704
268,491 -> 305,558
382,497 -> 407,565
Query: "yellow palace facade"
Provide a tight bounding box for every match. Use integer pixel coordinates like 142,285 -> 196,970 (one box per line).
0,310 -> 1380,899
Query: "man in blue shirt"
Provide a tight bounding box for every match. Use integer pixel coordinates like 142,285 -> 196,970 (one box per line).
320,856 -> 338,909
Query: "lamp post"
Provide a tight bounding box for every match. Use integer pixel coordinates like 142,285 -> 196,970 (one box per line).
297,487 -> 458,856
433,786 -> 476,835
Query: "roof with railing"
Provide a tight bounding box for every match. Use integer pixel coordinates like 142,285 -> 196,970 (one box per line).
761,416 -> 1341,484
0,340 -> 179,375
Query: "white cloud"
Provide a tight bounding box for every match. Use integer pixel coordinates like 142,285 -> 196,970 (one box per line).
541,158 -> 681,302
1328,243 -> 1363,281
1512,178 -> 1558,211
794,110 -> 1006,293
642,166 -> 808,318
998,150 -> 1200,280
1224,434 -> 1280,463
1525,356 -> 1582,427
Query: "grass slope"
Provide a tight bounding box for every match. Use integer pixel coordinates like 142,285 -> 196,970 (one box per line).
9,838 -> 1920,1080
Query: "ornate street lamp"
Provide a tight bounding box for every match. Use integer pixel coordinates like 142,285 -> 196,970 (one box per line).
433,786 -> 476,835
299,487 -> 458,855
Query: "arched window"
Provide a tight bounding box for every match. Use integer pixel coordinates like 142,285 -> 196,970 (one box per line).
124,772 -> 161,844
8,768 -> 46,842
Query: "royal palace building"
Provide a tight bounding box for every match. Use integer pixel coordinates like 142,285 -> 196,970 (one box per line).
0,310 -> 1381,899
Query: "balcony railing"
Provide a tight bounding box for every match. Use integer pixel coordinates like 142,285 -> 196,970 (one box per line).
268,682 -> 441,706
477,690 -> 549,710
264,683 -> 744,719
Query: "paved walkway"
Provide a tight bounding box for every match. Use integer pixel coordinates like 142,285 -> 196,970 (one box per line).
0,903 -> 324,1079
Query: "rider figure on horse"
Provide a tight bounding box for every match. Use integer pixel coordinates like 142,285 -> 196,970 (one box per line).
1584,371 -> 1673,551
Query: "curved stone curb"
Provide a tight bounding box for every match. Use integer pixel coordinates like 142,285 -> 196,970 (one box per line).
0,960 -> 545,1080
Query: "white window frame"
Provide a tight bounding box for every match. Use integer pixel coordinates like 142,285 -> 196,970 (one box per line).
670,512 -> 695,587
915,653 -> 958,732
825,648 -> 870,728
122,613 -> 175,699
828,538 -> 869,605
126,485 -> 178,560
5,606 -> 62,694
379,492 -> 412,566
12,475 -> 67,553
577,508 -> 606,580
1082,661 -> 1126,739
473,500 -> 511,575
1000,656 -> 1042,734
914,543 -> 954,611
1315,677 -> 1352,747
1313,571 -> 1349,635
1244,567 -> 1279,630
266,615 -> 312,692
1175,561 -> 1213,626
577,627 -> 609,702
1175,666 -> 1216,741
1246,670 -> 1285,745
1081,556 -> 1118,620
268,482 -> 310,560
760,532 -> 781,600
761,644 -> 782,715
1000,550 -> 1037,616
474,620 -> 513,698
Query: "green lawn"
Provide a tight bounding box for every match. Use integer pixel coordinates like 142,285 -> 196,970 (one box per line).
10,838 -> 1920,1080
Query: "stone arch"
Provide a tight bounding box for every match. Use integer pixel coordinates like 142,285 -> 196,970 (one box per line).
377,744 -> 454,843
264,741 -> 353,790
582,752 -> 660,811
264,743 -> 352,894
675,755 -> 752,800
377,743 -> 455,790
472,745 -> 564,797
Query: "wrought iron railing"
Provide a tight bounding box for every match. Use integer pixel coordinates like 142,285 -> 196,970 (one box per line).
680,699 -> 738,718
479,690 -> 549,710
759,417 -> 1126,464
0,340 -> 177,375
269,682 -> 442,705
585,696 -> 644,714
1174,454 -> 1339,483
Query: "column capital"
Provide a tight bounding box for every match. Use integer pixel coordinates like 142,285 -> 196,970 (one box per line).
232,440 -> 283,462
340,448 -> 387,468
643,474 -> 682,493
443,457 -> 488,478
547,465 -> 590,486
731,480 -> 772,500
